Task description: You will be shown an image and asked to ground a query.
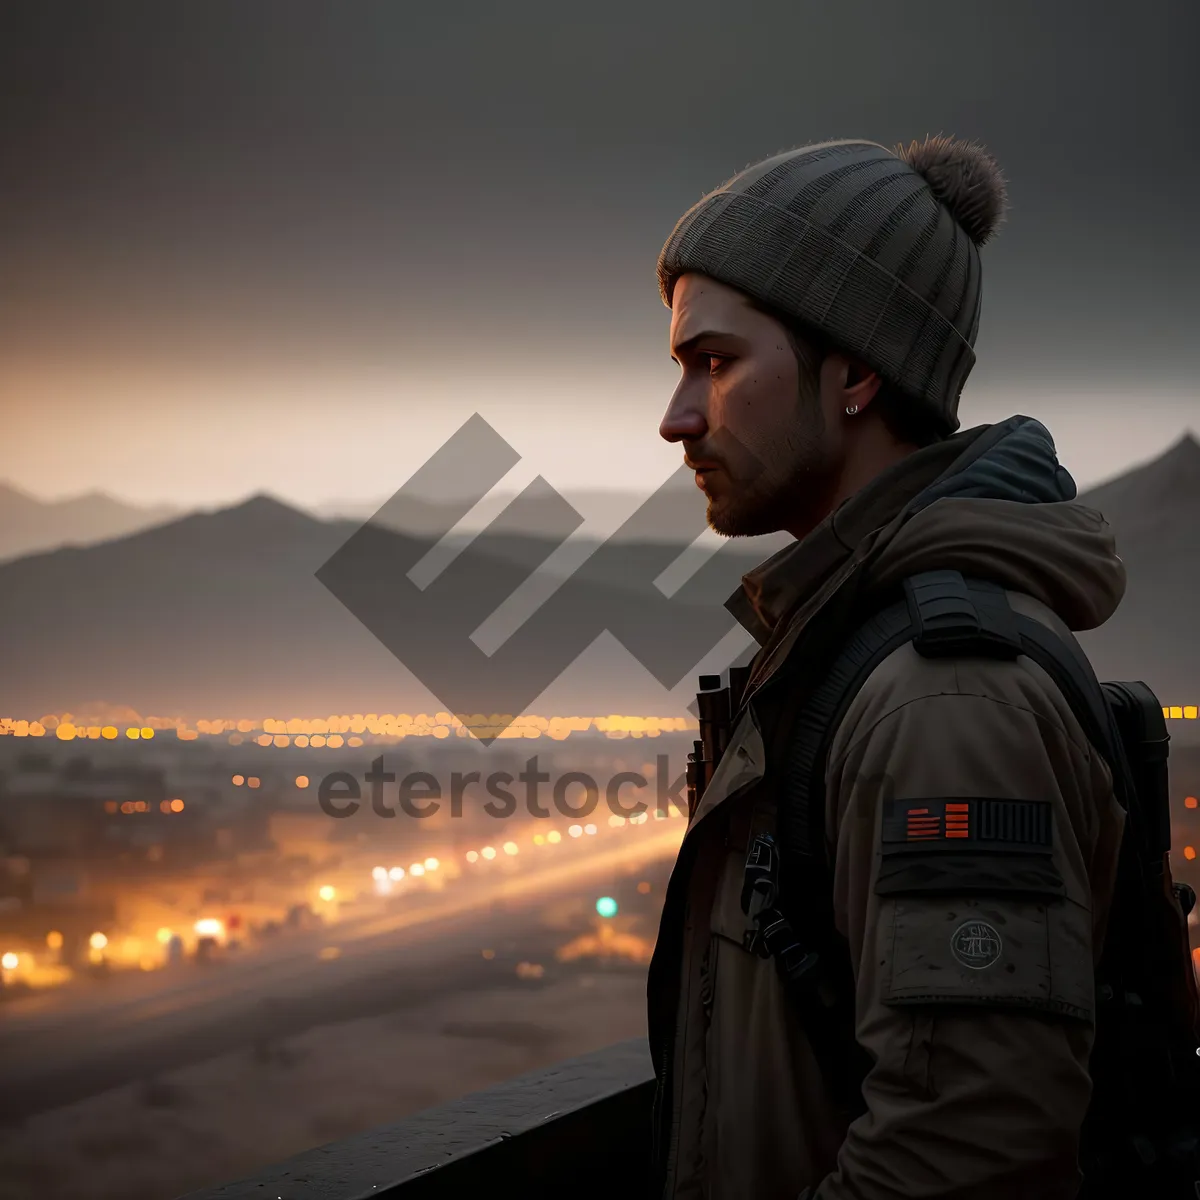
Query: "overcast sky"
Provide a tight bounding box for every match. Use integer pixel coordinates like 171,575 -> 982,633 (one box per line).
1,0 -> 1196,511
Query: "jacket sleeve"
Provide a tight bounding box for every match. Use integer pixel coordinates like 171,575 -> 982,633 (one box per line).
810,653 -> 1123,1200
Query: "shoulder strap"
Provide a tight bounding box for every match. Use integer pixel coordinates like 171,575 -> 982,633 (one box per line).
780,568 -> 1134,889
768,567 -> 1139,1113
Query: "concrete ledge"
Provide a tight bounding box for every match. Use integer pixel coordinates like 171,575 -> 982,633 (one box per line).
179,1038 -> 655,1200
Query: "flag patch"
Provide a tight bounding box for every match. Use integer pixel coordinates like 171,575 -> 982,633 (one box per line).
882,798 -> 1053,853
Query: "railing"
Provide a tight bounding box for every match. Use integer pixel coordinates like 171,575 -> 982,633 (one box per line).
179,1038 -> 655,1200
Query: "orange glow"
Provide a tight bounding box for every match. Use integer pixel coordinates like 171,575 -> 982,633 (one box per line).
1185,846 -> 1196,861
232,774 -> 244,785
247,777 -> 260,789
170,798 -> 184,812
295,775 -> 309,788
1188,797 -> 1198,810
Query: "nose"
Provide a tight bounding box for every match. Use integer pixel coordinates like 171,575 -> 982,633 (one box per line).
659,386 -> 708,443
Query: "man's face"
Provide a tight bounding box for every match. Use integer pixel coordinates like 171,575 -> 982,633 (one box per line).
660,273 -> 841,538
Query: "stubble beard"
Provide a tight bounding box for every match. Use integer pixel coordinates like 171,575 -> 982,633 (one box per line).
705,399 -> 835,538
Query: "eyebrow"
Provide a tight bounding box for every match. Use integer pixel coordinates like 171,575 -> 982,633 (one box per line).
669,329 -> 738,362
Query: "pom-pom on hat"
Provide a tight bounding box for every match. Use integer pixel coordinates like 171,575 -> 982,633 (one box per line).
657,135 -> 1009,436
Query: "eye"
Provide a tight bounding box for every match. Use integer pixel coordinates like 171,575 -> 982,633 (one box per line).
699,353 -> 729,375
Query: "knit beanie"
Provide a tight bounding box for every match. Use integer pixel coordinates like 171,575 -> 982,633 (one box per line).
656,136 -> 1008,436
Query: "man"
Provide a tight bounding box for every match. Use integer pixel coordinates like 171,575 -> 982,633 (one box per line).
647,136 -> 1127,1199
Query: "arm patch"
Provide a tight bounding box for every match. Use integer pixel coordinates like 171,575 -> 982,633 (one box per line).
877,797 -> 1064,899
882,797 -> 1053,851
877,799 -> 1090,1021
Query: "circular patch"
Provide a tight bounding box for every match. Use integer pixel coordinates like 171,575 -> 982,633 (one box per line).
950,920 -> 1003,970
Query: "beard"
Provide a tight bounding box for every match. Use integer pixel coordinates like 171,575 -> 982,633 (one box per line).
701,402 -> 838,538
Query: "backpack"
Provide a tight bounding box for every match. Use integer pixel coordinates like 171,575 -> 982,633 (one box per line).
696,568 -> 1200,1196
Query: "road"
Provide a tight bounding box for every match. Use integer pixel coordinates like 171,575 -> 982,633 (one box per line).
0,822 -> 682,1123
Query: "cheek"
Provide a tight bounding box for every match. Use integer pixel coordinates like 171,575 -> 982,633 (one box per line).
718,359 -> 798,441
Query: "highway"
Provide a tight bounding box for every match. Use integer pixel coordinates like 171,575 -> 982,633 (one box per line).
0,821 -> 682,1123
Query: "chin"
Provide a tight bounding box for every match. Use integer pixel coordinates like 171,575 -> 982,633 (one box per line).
706,494 -> 786,538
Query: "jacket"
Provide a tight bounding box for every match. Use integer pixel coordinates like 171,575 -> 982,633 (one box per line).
647,414 -> 1129,1199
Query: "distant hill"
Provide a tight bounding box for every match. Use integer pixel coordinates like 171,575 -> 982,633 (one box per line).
1075,431 -> 1200,706
0,494 -> 768,719
0,432 -> 1194,721
317,478 -> 751,544
0,483 -> 179,563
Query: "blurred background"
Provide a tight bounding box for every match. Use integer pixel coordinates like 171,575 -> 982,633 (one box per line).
0,2 -> 1196,1197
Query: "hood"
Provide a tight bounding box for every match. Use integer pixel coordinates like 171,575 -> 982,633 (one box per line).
729,415 -> 1126,668
864,417 -> 1125,632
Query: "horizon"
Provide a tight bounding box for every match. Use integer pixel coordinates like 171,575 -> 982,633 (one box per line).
4,407 -> 1197,516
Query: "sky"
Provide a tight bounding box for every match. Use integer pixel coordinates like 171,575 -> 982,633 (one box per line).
1,0 -> 1197,511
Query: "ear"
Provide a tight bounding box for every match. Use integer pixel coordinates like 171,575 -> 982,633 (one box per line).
842,357 -> 884,411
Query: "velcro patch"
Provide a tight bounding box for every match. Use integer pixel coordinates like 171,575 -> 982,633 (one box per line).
882,797 -> 1052,855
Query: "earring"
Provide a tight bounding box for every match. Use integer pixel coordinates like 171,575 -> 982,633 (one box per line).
845,404 -> 859,415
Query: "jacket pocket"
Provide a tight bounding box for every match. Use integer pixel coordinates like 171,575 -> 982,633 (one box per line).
880,891 -> 1094,1022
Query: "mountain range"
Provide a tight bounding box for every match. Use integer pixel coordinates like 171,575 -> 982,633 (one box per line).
0,432 -> 1196,721
0,484 -> 179,564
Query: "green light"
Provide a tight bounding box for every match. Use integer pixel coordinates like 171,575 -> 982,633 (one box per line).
596,896 -> 618,918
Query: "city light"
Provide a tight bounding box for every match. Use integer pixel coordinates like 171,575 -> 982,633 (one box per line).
194,918 -> 224,938
547,830 -> 562,844
424,857 -> 439,871
388,866 -> 405,880
410,863 -> 425,876
533,833 -> 545,845
465,850 -> 479,863
318,885 -> 336,902
372,866 -> 387,880
481,846 -> 497,860
596,896 -> 619,918
568,824 -> 583,838
584,823 -> 597,835
503,841 -> 518,855
9,703 -> 1200,749
296,775 -> 309,788
1,952 -> 18,970
46,930 -> 63,949
156,928 -> 173,944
